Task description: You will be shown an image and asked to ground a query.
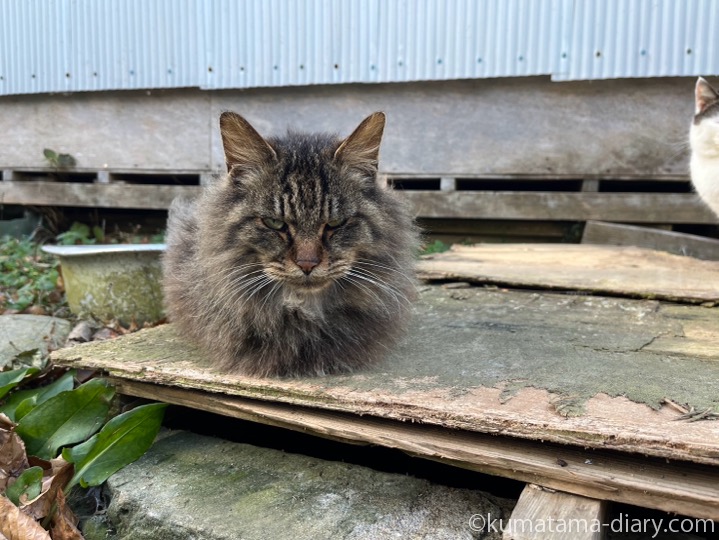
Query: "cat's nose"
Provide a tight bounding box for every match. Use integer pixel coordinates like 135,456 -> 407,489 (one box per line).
296,258 -> 320,275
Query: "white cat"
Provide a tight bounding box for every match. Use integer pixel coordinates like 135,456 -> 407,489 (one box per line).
690,77 -> 719,218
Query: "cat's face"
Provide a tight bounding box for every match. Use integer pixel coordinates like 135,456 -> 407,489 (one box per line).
215,112 -> 392,292
691,77 -> 719,157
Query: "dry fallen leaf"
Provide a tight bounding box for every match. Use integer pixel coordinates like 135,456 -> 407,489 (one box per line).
49,489 -> 83,540
0,414 -> 29,492
23,306 -> 47,317
66,322 -> 94,344
90,328 -> 119,342
0,495 -> 51,540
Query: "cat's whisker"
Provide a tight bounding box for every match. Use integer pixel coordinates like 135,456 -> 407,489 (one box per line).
240,276 -> 276,307
208,264 -> 266,302
339,273 -> 392,314
353,259 -> 417,289
219,261 -> 265,273
349,269 -> 409,301
218,273 -> 273,314
329,261 -> 412,309
347,268 -> 413,308
222,279 -> 273,318
227,270 -> 267,292
214,262 -> 266,282
344,270 -> 410,314
233,275 -> 272,301
216,272 -> 269,308
257,278 -> 281,314
367,253 -> 419,286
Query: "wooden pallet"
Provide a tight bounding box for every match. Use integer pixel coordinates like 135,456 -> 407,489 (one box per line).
51,245 -> 719,521
2,171 -> 716,225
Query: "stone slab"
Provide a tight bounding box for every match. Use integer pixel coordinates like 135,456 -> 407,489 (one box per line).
94,431 -> 512,540
0,314 -> 71,368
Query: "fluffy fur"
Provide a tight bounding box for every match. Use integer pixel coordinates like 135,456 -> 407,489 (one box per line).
163,112 -> 419,377
690,77 -> 719,218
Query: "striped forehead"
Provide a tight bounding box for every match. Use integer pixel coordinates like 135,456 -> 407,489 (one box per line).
275,172 -> 338,223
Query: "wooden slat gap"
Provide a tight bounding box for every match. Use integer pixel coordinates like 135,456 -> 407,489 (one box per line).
114,380 -> 719,521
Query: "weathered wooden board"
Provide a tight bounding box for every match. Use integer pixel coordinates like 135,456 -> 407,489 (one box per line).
2,180 -> 717,225
582,220 -> 719,261
419,219 -> 569,239
0,181 -> 200,210
418,244 -> 719,303
53,286 -> 719,467
112,380 -> 719,521
503,485 -> 607,540
404,192 -> 717,223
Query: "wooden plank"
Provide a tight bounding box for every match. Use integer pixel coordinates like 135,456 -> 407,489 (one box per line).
113,380 -> 719,521
402,191 -> 717,223
418,219 -> 569,238
421,219 -> 570,246
427,234 -> 562,246
643,303 -> 719,358
386,173 -> 691,182
503,485 -> 607,540
418,244 -> 719,303
582,220 -> 719,261
0,181 -> 201,209
51,284 -> 719,467
1,181 -> 714,226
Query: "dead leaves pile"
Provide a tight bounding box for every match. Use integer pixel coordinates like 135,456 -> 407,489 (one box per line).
66,318 -> 167,347
0,414 -> 82,540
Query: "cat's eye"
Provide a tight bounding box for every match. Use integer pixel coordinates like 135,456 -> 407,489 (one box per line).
326,218 -> 347,229
261,217 -> 286,231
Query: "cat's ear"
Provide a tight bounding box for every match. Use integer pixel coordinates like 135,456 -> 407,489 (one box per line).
219,112 -> 277,174
334,112 -> 386,175
695,77 -> 719,115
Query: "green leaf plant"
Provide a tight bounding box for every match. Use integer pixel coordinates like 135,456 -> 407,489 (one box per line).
0,367 -> 39,401
64,402 -> 168,489
0,367 -> 167,525
5,466 -> 43,506
16,378 -> 116,460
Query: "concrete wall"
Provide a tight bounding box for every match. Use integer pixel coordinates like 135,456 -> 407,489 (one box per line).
0,76 -> 697,178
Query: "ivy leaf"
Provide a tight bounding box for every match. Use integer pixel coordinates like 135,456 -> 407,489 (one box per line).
16,378 -> 115,460
64,402 -> 167,489
5,466 -> 44,506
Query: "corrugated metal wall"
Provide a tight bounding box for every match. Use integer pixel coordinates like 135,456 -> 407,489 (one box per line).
1,0 -> 718,96
559,0 -> 719,80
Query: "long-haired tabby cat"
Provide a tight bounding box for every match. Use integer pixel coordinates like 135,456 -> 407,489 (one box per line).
163,112 -> 419,377
690,77 -> 719,218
